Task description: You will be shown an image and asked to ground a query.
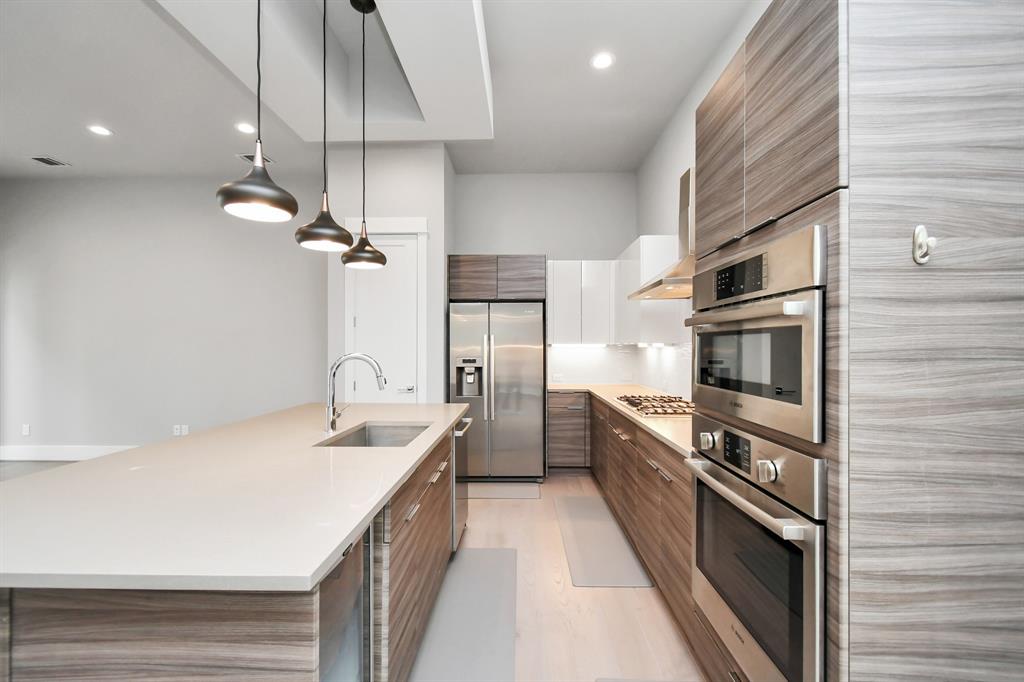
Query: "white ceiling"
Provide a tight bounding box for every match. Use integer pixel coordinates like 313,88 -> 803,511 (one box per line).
0,0 -> 754,179
446,0 -> 757,173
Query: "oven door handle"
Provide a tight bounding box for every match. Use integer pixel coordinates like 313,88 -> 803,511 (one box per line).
685,458 -> 807,541
684,299 -> 806,328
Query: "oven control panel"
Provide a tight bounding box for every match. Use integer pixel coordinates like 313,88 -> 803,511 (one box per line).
723,431 -> 751,473
715,254 -> 765,301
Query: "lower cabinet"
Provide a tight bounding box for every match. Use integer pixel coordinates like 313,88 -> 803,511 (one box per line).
589,397 -> 746,682
376,434 -> 453,682
547,390 -> 589,467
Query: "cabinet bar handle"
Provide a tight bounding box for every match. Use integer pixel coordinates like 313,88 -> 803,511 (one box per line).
437,460 -> 449,473
657,469 -> 673,483
566,406 -> 585,411
645,457 -> 659,471
405,503 -> 421,522
429,471 -> 441,484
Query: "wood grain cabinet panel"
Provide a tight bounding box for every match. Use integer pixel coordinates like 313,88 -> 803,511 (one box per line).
387,435 -> 451,544
695,44 -> 746,258
547,391 -> 588,467
448,255 -> 497,300
497,255 -> 546,299
744,0 -> 843,231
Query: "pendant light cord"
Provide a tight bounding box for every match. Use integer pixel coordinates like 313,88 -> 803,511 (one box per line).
362,11 -> 366,226
256,0 -> 262,141
322,0 -> 328,194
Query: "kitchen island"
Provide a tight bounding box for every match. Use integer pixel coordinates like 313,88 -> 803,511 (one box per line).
0,401 -> 468,680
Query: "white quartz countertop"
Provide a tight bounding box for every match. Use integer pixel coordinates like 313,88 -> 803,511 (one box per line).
0,402 -> 467,592
548,383 -> 694,459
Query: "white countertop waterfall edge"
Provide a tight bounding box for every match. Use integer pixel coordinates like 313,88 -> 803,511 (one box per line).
0,402 -> 468,592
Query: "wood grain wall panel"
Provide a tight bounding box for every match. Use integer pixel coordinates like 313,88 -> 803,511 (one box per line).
745,0 -> 844,230
695,45 -> 746,258
548,391 -> 588,467
694,188 -> 850,681
10,589 -> 318,680
847,1 -> 1024,679
497,255 -> 546,299
0,590 -> 9,682
448,255 -> 497,300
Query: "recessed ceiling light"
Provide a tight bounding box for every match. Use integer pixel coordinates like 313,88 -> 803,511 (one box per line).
590,51 -> 615,70
235,122 -> 256,135
87,125 -> 113,136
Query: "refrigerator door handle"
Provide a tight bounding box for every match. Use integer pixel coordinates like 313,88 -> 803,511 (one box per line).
482,333 -> 490,422
489,334 -> 496,421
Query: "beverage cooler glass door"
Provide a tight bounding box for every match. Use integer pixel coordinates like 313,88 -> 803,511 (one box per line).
687,288 -> 824,443
685,454 -> 823,682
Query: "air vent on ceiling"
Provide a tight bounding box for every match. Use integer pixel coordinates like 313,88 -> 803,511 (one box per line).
31,156 -> 71,167
237,153 -> 274,164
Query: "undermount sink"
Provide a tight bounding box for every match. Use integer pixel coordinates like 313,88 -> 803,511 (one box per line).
318,422 -> 430,448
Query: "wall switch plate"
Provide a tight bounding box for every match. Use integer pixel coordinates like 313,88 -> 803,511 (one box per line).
173,425 -> 181,436
181,424 -> 189,436
21,423 -> 30,436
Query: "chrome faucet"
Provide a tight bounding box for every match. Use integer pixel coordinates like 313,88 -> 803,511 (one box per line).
326,353 -> 387,432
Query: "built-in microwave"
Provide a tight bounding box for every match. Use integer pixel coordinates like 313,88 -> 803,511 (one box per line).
686,224 -> 826,443
688,414 -> 827,682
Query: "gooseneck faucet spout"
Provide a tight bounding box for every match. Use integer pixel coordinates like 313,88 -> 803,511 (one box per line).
326,353 -> 387,432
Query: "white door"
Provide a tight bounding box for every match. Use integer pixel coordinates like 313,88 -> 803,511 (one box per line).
344,235 -> 420,403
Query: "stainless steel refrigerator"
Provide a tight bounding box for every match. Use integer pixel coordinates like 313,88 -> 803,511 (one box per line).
448,302 -> 545,478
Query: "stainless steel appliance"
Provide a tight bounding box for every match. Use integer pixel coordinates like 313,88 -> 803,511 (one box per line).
687,413 -> 826,682
685,223 -> 826,443
448,302 -> 545,478
452,416 -> 472,550
615,395 -> 695,417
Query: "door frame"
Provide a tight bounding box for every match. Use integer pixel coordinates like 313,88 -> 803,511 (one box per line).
327,217 -> 428,404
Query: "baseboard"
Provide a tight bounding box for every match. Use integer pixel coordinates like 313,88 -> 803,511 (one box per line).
0,445 -> 136,461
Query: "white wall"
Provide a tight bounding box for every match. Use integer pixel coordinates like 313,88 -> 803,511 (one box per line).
0,175 -> 325,452
636,0 -> 770,236
443,147 -> 456,255
323,142 -> 449,403
453,172 -> 636,259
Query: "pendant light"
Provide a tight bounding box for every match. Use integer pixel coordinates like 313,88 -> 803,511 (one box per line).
216,0 -> 298,223
342,0 -> 387,270
295,0 -> 353,251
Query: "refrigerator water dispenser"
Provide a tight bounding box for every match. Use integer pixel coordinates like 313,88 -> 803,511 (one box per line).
455,362 -> 482,397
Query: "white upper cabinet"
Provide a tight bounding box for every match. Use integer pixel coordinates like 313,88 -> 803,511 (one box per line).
615,235 -> 686,345
581,261 -> 613,344
547,261 -> 583,344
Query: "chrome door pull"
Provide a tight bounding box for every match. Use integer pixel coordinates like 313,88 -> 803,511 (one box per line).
685,298 -> 807,327
488,334 -> 496,420
429,471 -> 441,484
685,458 -> 807,542
405,503 -> 421,522
566,405 -> 585,411
437,460 -> 449,473
454,417 -> 473,438
482,334 -> 490,421
645,457 -> 660,471
657,469 -> 672,483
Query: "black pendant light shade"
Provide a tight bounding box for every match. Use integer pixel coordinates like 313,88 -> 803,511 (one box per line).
342,1 -> 386,270
217,0 -> 298,223
295,193 -> 352,251
218,141 -> 298,222
344,221 -> 387,269
296,0 -> 353,250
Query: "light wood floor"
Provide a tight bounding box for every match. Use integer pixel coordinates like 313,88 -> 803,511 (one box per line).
0,460 -> 69,482
462,471 -> 703,682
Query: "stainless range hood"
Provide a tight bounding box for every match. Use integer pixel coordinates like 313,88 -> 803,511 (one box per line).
628,169 -> 695,300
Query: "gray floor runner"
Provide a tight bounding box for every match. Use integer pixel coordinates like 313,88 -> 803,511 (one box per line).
554,495 -> 652,588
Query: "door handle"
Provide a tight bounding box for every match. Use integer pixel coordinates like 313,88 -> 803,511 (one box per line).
397,386 -> 415,394
566,406 -> 585,411
454,417 -> 473,438
405,503 -> 421,522
482,333 -> 490,421
489,334 -> 496,420
684,299 -> 807,327
645,457 -> 660,471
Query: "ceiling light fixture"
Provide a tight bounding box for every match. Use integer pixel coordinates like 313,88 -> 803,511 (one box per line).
295,0 -> 353,252
216,0 -> 298,223
342,0 -> 386,270
590,51 -> 615,70
235,122 -> 256,134
87,125 -> 113,136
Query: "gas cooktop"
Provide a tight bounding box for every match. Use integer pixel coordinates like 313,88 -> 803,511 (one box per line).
616,394 -> 695,417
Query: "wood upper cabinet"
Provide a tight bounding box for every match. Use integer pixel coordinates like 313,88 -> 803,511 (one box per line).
448,255 -> 546,301
497,255 -> 546,299
547,391 -> 588,467
448,255 -> 497,300
695,44 -> 745,258
744,0 -> 843,230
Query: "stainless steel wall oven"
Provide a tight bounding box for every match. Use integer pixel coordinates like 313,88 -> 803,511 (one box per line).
688,414 -> 827,682
687,224 -> 826,443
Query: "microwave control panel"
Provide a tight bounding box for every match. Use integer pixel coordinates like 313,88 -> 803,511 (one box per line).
715,253 -> 765,301
723,431 -> 752,473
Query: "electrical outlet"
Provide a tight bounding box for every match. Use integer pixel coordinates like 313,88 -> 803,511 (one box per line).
173,425 -> 181,436
21,423 -> 31,436
181,424 -> 189,436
